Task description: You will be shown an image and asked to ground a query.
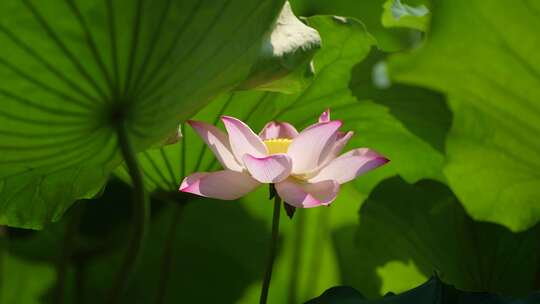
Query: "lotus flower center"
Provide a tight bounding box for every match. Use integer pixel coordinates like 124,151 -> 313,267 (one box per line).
263,138 -> 292,154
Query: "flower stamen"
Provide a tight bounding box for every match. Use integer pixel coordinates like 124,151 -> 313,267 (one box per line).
263,138 -> 292,154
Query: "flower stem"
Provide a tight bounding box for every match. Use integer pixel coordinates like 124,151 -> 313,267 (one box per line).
106,124 -> 149,304
259,190 -> 281,304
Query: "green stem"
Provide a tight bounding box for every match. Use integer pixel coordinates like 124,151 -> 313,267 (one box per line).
54,205 -> 82,304
106,124 -> 149,304
259,193 -> 281,304
154,201 -> 186,304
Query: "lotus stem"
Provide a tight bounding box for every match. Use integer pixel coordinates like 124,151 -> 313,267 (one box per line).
154,200 -> 186,304
106,123 -> 149,304
259,187 -> 281,304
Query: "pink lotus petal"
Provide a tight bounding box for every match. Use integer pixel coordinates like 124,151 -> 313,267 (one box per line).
275,179 -> 340,208
309,148 -> 389,184
221,116 -> 268,161
242,153 -> 292,183
334,131 -> 354,152
188,120 -> 243,172
318,109 -> 330,123
179,170 -> 260,200
259,121 -> 299,140
287,121 -> 342,174
319,130 -> 354,167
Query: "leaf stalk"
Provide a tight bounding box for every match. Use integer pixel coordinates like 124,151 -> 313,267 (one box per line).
106,123 -> 149,304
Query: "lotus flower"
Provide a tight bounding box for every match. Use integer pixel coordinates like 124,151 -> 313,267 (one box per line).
179,110 -> 388,207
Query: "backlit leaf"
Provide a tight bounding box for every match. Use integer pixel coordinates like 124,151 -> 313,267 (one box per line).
0,0 -> 285,228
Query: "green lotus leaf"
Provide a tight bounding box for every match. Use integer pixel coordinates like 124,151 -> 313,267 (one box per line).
306,276 -> 540,304
239,2 -> 322,94
339,177 -> 540,296
0,0 -> 286,229
388,0 -> 540,231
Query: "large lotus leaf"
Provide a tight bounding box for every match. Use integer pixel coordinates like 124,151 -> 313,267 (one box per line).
388,0 -> 540,231
305,276 -> 540,304
0,0 -> 287,229
334,177 -> 540,298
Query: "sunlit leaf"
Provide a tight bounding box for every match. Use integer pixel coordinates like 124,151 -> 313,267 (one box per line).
388,0 -> 540,231
239,2 -> 322,94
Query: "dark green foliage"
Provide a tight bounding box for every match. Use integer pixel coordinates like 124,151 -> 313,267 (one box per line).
306,277 -> 540,304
